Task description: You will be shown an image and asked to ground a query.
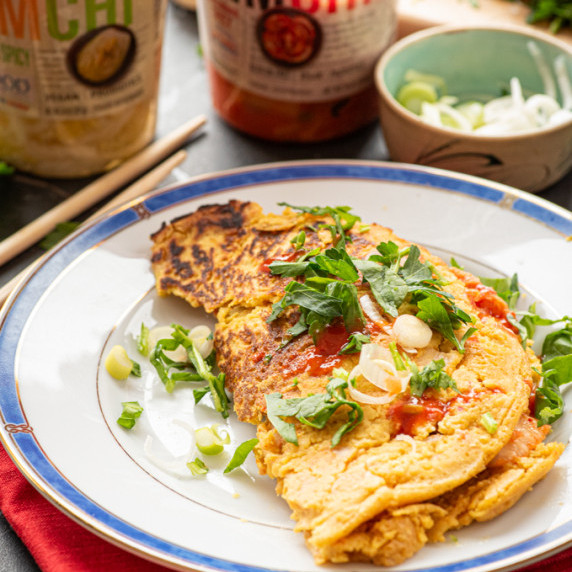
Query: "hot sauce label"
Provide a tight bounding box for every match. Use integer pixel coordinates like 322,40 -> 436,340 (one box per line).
198,0 -> 397,103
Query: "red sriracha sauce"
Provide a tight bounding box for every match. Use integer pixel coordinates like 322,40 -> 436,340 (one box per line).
260,251 -> 301,274
284,322 -> 352,377
452,269 -> 518,334
389,395 -> 450,437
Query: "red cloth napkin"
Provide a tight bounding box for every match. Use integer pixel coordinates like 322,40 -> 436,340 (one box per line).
1,442 -> 571,572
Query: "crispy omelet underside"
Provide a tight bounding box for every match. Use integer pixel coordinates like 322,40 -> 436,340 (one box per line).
150,200 -> 564,566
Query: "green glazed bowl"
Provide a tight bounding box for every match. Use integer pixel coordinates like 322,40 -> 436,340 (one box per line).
375,25 -> 572,192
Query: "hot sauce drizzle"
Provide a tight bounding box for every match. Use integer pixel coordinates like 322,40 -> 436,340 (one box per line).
453,269 -> 518,334
283,322 -> 352,377
389,395 -> 450,437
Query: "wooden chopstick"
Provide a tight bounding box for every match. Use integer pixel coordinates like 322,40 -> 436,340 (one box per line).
0,114 -> 206,268
0,149 -> 188,309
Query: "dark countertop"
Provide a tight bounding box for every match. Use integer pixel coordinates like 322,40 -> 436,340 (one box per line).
0,4 -> 570,571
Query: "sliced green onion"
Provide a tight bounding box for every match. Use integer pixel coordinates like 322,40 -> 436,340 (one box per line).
105,345 -> 135,380
187,457 -> 209,476
480,412 -> 498,434
117,401 -> 143,429
137,323 -> 150,356
194,425 -> 229,455
396,81 -> 438,114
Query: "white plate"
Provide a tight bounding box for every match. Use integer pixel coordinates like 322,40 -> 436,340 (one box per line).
1,160 -> 571,572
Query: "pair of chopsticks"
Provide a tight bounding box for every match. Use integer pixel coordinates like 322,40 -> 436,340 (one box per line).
0,114 -> 206,307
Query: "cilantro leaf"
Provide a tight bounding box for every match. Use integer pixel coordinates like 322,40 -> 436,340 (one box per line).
339,332 -> 371,354
268,281 -> 344,324
354,259 -> 408,317
265,378 -> 363,447
416,295 -> 475,352
409,359 -> 458,397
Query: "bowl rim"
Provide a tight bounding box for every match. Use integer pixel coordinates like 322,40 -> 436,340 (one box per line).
374,23 -> 572,141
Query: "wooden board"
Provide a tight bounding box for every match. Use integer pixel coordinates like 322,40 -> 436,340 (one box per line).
396,0 -> 572,45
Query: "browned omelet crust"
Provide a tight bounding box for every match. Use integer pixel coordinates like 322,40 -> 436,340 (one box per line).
150,200 -> 564,567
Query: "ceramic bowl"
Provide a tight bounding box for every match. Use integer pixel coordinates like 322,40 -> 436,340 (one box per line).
374,24 -> 572,192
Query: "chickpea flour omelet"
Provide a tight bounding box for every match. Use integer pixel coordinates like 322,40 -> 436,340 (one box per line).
150,200 -> 565,567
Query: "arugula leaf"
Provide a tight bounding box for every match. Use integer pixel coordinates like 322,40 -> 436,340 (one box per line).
224,438 -> 259,473
117,401 -> 143,429
265,377 -> 363,447
409,359 -> 458,397
326,281 -> 365,332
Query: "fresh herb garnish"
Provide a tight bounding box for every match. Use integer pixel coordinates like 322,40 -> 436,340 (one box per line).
525,0 -> 572,33
478,273 -> 572,426
339,332 -> 371,355
137,323 -> 151,357
224,438 -> 259,473
187,457 -> 209,476
480,412 -> 499,434
265,377 -> 363,447
117,401 -> 143,429
39,221 -> 81,250
290,230 -> 306,250
409,359 -> 458,397
480,273 -> 520,309
357,243 -> 476,352
535,319 -> 572,426
150,324 -> 229,418
278,203 -> 361,248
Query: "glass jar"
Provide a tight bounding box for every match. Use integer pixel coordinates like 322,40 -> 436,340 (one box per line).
0,0 -> 167,178
197,0 -> 397,142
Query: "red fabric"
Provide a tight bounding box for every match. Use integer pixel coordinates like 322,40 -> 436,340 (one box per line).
1,442 -> 571,572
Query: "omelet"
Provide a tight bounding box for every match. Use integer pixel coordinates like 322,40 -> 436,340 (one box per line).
150,200 -> 564,566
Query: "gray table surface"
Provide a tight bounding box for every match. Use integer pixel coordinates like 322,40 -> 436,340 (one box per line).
1,4 -> 571,571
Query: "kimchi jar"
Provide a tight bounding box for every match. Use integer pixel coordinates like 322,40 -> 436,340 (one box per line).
0,0 -> 167,178
197,0 -> 397,142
